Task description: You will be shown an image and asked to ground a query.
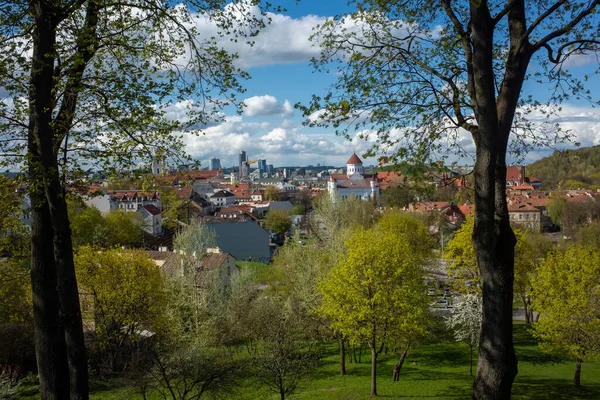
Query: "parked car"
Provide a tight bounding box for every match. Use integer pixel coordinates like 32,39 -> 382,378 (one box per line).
444,288 -> 452,297
427,288 -> 436,296
431,299 -> 450,308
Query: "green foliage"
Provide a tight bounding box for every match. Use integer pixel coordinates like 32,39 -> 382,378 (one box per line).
575,221 -> 600,250
547,197 -> 567,226
318,212 -> 431,393
160,186 -> 185,229
263,185 -> 279,201
75,247 -> 166,373
0,176 -> 28,258
264,209 -> 292,235
70,207 -> 144,248
527,147 -> 600,189
0,261 -> 31,324
532,246 -> 600,366
291,204 -> 306,215
445,216 -> 478,291
379,184 -> 415,208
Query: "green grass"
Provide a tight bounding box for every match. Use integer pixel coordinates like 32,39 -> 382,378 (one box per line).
13,323 -> 600,399
236,261 -> 272,282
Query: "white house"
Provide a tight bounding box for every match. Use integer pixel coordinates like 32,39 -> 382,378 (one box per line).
137,204 -> 162,236
209,190 -> 237,208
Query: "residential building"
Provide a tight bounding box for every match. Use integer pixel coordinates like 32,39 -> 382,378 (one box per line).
137,204 -> 162,236
209,190 -> 237,208
508,203 -> 542,232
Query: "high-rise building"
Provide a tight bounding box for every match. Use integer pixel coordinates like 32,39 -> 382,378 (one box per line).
238,151 -> 247,178
209,157 -> 221,170
258,159 -> 267,177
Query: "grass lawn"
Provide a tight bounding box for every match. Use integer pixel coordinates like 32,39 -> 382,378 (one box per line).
13,323 -> 600,399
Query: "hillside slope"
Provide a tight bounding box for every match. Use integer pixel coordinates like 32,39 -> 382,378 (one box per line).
526,146 -> 600,189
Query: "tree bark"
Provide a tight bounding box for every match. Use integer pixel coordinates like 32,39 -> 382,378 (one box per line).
469,1 -> 528,398
392,347 -> 409,382
29,189 -> 70,399
370,327 -> 377,396
573,359 -> 582,387
29,1 -> 89,398
339,338 -> 346,375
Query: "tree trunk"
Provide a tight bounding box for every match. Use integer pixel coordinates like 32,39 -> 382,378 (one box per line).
339,338 -> 346,375
522,296 -> 530,324
29,190 -> 70,399
573,359 -> 582,387
392,347 -> 409,382
370,330 -> 377,396
469,343 -> 474,376
469,1 -> 526,398
29,2 -> 89,398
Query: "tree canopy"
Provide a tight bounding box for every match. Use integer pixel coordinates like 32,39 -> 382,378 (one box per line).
532,245 -> 600,387
303,1 -> 600,396
318,212 -> 430,396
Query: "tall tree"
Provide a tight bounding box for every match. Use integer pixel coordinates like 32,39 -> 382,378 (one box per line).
531,245 -> 600,387
318,212 -> 430,396
0,1 -> 265,397
304,2 -> 599,397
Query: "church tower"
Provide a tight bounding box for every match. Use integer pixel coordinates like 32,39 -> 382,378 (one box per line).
346,152 -> 364,176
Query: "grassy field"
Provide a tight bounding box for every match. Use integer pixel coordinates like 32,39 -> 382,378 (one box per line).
12,323 -> 600,399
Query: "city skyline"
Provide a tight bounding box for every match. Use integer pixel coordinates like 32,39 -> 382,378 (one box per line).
174,0 -> 600,170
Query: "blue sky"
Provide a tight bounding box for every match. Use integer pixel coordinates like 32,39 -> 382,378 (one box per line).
179,1 -> 600,169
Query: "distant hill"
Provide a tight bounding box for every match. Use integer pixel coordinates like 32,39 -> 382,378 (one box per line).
526,146 -> 600,189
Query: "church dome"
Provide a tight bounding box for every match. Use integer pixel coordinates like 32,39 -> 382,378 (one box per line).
346,152 -> 363,165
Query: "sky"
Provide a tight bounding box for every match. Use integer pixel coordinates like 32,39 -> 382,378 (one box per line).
173,0 -> 600,169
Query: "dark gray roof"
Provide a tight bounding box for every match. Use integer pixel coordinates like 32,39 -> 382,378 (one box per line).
211,190 -> 235,198
207,221 -> 270,262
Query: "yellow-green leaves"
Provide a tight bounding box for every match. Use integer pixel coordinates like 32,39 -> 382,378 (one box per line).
318,212 -> 431,346
75,247 -> 166,352
532,245 -> 600,365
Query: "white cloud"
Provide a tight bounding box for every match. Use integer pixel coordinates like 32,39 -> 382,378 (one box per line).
242,95 -> 293,117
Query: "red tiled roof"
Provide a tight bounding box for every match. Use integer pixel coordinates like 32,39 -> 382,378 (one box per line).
175,186 -> 193,200
141,204 -> 161,215
346,153 -> 362,165
506,166 -> 524,181
508,203 -> 540,212
198,253 -> 232,270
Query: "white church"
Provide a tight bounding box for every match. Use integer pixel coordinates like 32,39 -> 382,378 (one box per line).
327,153 -> 379,202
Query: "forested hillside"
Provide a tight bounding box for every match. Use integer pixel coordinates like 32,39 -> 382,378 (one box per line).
526,146 -> 600,189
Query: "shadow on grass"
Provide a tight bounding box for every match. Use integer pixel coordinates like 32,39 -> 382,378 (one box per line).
516,347 -> 569,366
513,378 -> 600,399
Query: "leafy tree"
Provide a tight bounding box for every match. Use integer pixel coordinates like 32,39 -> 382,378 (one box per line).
379,184 -> 415,209
514,232 -> 553,324
263,185 -> 280,201
0,0 -> 266,395
303,1 -> 600,396
160,186 -> 188,229
141,344 -> 239,400
290,204 -> 305,216
248,297 -> 320,400
532,246 -> 600,387
0,261 -> 32,324
263,209 -> 292,235
446,294 -> 483,376
70,207 -> 145,248
547,197 -> 567,227
75,247 -> 166,374
575,221 -> 600,250
445,216 -> 479,292
318,213 -> 430,396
